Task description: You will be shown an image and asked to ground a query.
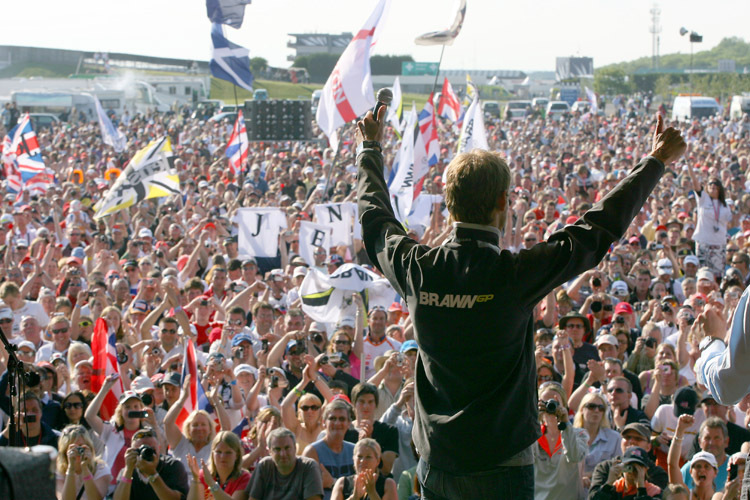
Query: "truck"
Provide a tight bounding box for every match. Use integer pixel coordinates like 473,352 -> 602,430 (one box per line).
671,95 -> 721,122
729,95 -> 750,120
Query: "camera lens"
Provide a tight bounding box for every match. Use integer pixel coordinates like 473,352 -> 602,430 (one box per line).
591,301 -> 603,313
544,399 -> 559,414
661,304 -> 671,312
312,332 -> 323,344
141,393 -> 153,406
139,445 -> 156,461
592,278 -> 602,288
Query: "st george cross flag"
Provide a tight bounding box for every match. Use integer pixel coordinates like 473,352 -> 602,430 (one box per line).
315,0 -> 391,151
225,110 -> 248,175
176,339 -> 210,429
94,137 -> 179,218
92,95 -> 127,152
456,94 -> 488,154
386,76 -> 403,134
438,78 -> 462,123
300,265 -> 396,324
236,207 -> 287,258
206,0 -> 251,29
210,23 -> 254,92
313,202 -> 357,246
298,221 -> 333,267
1,114 -> 55,194
90,318 -> 124,421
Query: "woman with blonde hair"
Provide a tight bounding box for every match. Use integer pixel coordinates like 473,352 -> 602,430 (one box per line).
186,431 -> 251,500
281,390 -> 324,455
100,305 -> 125,340
56,424 -> 112,500
574,392 -> 620,491
331,438 -> 397,500
164,375 -> 230,468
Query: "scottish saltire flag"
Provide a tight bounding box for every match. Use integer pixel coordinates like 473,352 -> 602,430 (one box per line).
91,318 -> 124,421
1,114 -> 55,194
225,110 -> 248,175
316,0 -> 391,151
206,0 -> 251,29
438,78 -> 462,123
176,339 -> 211,429
210,23 -> 254,92
92,95 -> 127,152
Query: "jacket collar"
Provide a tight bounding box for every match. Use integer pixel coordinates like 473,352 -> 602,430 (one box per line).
452,222 -> 501,246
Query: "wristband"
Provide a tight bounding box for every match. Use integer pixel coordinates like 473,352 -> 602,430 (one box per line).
82,474 -> 94,482
230,380 -> 237,386
121,477 -> 133,484
148,472 -> 160,484
673,436 -> 683,441
174,306 -> 183,314
293,387 -> 304,397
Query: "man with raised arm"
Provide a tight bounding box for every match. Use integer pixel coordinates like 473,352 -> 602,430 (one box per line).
355,107 -> 686,499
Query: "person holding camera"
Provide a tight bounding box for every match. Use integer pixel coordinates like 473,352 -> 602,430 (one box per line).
534,381 -> 589,500
56,424 -> 111,500
590,446 -> 663,500
113,426 -> 189,500
0,390 -> 60,447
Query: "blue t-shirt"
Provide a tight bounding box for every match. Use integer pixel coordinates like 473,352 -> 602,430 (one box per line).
681,455 -> 728,492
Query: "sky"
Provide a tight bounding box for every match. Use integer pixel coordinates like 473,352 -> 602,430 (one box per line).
2,0 -> 748,73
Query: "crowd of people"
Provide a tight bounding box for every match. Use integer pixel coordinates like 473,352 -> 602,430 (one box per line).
0,91 -> 749,500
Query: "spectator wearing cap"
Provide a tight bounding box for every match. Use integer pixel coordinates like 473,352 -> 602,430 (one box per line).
653,258 -> 685,304
0,281 -> 49,335
268,334 -> 327,403
597,302 -> 641,353
651,386 -> 704,470
654,295 -> 679,340
559,312 -> 599,387
36,315 -> 73,363
363,306 -> 401,380
158,372 -> 182,412
306,320 -> 328,356
85,376 -> 158,481
681,416 -> 731,492
685,161 -> 732,280
678,254 -> 701,285
241,258 -> 259,284
386,301 -> 404,327
668,414 -> 722,500
695,268 -> 717,297
589,422 -> 668,498
230,331 -> 258,369
267,269 -> 290,313
233,364 -> 259,405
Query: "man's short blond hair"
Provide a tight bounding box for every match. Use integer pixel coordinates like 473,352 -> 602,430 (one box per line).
444,150 -> 511,225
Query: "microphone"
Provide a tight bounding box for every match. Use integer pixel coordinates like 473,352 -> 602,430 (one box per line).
373,88 -> 393,121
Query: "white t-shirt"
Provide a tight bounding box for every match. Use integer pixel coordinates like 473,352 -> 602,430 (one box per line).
12,300 -> 50,335
651,404 -> 705,460
363,335 -> 402,379
693,190 -> 732,246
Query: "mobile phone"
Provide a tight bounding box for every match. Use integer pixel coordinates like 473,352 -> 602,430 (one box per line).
127,410 -> 149,419
23,414 -> 37,423
729,463 -> 739,481
262,339 -> 269,351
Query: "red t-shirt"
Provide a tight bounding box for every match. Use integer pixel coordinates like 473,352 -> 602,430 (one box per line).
192,321 -> 222,347
111,428 -> 137,484
198,469 -> 251,498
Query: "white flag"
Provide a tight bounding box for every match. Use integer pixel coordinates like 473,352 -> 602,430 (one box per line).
314,202 -> 357,246
300,265 -> 396,324
387,76 -> 403,133
414,0 -> 467,46
456,95 -> 489,154
91,95 -> 126,152
299,221 -> 333,267
388,105 -> 417,221
585,86 -> 599,114
315,0 -> 391,151
408,193 -> 443,229
236,207 -> 287,258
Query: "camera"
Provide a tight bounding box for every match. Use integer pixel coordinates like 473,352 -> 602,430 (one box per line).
644,337 -> 656,349
729,463 -> 739,481
270,375 -> 279,388
117,351 -> 129,364
138,445 -> 156,462
661,303 -> 672,313
319,354 -> 329,365
614,316 -> 626,325
396,353 -> 405,366
77,446 -> 86,455
592,278 -> 602,288
23,414 -> 37,423
141,393 -> 153,407
128,410 -> 149,419
311,332 -> 324,344
623,463 -> 638,475
261,339 -> 269,351
543,399 -> 559,414
591,301 -> 603,313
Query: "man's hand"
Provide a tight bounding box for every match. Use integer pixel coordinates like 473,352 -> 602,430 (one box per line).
649,114 -> 686,165
356,106 -> 386,147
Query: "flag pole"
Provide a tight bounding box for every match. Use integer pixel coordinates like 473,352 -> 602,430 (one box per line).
430,45 -> 446,96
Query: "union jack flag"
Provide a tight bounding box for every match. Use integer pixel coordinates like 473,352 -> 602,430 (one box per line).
91,318 -> 124,421
225,110 -> 248,176
175,339 -> 211,429
417,94 -> 440,168
1,114 -> 55,194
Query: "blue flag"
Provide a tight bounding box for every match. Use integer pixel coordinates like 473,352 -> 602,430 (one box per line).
210,23 -> 254,91
206,0 -> 251,29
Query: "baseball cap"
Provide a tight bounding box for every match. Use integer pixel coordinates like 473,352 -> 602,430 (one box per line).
119,390 -> 142,403
233,364 -> 258,378
123,260 -> 138,270
614,302 -> 634,315
198,180 -> 209,189
610,281 -> 628,296
285,339 -> 304,354
326,254 -> 344,266
130,299 -> 150,314
309,321 -> 326,333
138,228 -> 153,239
337,317 -> 356,329
621,422 -> 651,440
292,266 -> 308,278
231,334 -> 253,347
131,375 -> 155,393
50,352 -> 66,365
690,451 -> 718,470
161,372 -> 181,387
18,340 -> 36,353
684,255 -> 700,266
388,302 -> 403,313
657,258 -> 673,275
622,447 -> 650,467
594,334 -> 618,348
400,340 -> 418,353
696,268 -> 714,282
673,386 -> 699,417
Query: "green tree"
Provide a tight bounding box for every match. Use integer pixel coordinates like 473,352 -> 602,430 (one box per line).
594,68 -> 633,95
293,53 -> 339,83
249,57 -> 268,75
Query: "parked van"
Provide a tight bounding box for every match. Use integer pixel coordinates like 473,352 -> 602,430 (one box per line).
504,100 -> 531,120
671,95 -> 721,121
546,100 -> 570,119
729,95 -> 750,120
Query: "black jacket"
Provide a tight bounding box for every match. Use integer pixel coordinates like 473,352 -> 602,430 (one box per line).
357,148 -> 665,474
588,456 -> 668,499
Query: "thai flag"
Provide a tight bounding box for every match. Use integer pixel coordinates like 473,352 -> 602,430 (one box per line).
176,339 -> 210,429
91,318 -> 124,421
417,95 -> 440,168
225,110 -> 248,175
438,78 -> 462,123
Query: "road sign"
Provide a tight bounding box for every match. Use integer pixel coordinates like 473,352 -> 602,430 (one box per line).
401,62 -> 440,76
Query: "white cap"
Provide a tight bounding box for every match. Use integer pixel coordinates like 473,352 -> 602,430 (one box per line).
337,316 -> 356,329
684,255 -> 700,266
138,228 -> 153,239
657,258 -> 673,275
697,268 -> 715,282
595,334 -> 619,348
17,340 -> 36,352
233,364 -> 258,378
292,266 -> 308,278
310,321 -> 327,333
690,451 -> 718,469
131,375 -> 155,393
611,280 -> 628,295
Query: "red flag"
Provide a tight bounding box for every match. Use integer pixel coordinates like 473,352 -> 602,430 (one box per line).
175,339 -> 209,429
438,78 -> 462,123
91,318 -> 123,421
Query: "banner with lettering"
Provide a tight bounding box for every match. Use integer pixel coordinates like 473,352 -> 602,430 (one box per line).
299,221 -> 333,267
314,202 -> 357,246
236,207 -> 288,258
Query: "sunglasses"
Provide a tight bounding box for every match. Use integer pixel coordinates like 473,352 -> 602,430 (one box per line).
63,402 -> 83,410
607,387 -> 626,394
0,318 -> 12,324
79,321 -> 92,328
584,403 -> 606,411
229,319 -> 243,326
52,327 -> 70,334
300,405 -> 320,412
334,339 -> 351,345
